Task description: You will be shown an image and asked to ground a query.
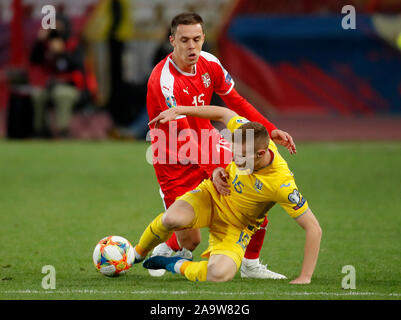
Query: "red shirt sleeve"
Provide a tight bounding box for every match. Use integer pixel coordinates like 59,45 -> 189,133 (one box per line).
201,51 -> 235,96
220,87 -> 277,134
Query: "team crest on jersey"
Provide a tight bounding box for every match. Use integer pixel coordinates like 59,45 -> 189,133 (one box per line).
165,96 -> 177,109
288,189 -> 306,210
254,179 -> 263,192
202,73 -> 211,88
225,72 -> 232,84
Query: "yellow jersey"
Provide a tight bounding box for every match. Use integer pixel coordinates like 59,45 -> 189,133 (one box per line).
202,116 -> 309,229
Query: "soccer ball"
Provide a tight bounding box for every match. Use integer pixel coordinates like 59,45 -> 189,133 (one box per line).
93,235 -> 135,277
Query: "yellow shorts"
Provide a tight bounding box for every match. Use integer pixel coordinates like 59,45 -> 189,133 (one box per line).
177,179 -> 254,270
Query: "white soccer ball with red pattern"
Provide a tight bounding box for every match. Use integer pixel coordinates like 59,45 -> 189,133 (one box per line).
93,236 -> 135,277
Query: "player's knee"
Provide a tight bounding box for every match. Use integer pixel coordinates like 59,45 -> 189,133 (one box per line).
207,263 -> 236,282
162,201 -> 196,230
161,213 -> 180,230
162,210 -> 194,230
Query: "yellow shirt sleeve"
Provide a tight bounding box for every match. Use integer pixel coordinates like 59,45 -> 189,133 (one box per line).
226,116 -> 250,133
275,176 -> 309,219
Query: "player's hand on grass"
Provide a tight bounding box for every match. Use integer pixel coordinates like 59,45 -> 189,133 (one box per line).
271,129 -> 296,155
148,108 -> 182,128
212,167 -> 230,196
289,276 -> 311,285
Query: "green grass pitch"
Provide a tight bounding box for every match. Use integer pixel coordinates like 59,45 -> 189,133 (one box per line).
0,140 -> 400,300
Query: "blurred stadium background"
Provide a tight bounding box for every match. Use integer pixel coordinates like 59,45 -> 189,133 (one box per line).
1,0 -> 401,141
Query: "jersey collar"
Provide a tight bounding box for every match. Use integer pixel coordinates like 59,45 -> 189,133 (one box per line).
168,55 -> 197,76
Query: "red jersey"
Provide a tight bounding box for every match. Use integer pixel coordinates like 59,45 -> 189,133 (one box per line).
147,51 -> 277,207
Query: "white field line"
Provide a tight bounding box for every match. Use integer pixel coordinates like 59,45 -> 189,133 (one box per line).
0,289 -> 400,297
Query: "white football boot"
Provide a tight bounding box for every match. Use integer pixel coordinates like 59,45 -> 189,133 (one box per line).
174,247 -> 193,260
148,243 -> 174,277
240,258 -> 287,279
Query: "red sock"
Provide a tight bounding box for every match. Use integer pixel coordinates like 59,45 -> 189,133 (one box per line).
165,232 -> 181,251
244,217 -> 268,259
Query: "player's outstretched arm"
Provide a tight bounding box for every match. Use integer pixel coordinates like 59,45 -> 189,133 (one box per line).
148,105 -> 296,154
148,105 -> 238,127
290,208 -> 322,284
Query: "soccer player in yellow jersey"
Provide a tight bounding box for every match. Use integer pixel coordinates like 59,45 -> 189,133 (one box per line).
133,105 -> 322,284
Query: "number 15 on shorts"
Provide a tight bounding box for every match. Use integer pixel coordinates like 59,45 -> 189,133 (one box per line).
236,231 -> 250,250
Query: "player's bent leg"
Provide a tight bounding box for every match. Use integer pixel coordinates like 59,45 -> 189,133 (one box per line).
206,254 -> 237,282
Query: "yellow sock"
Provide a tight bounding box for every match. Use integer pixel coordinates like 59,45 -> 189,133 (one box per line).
180,260 -> 208,282
135,213 -> 173,258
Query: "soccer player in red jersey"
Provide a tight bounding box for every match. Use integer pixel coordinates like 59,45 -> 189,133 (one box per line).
146,12 -> 296,279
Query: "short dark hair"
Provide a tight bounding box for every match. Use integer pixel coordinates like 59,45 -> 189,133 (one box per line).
170,12 -> 204,36
233,122 -> 269,150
